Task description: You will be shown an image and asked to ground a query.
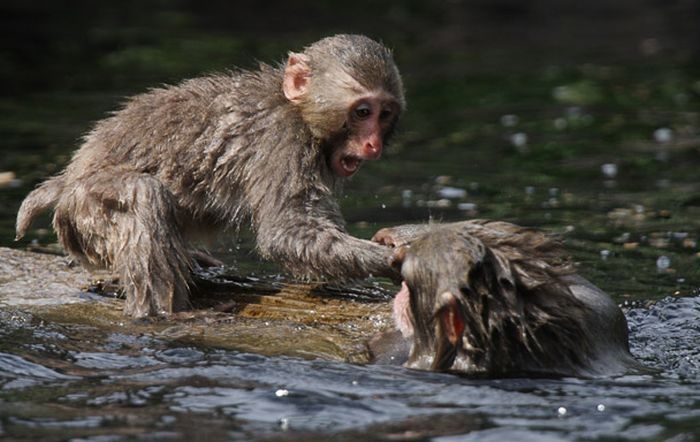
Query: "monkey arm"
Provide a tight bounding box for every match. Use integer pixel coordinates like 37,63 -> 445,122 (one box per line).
371,223 -> 435,248
254,209 -> 398,280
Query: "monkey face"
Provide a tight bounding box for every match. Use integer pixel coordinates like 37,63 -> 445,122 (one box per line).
328,94 -> 400,177
391,231 -> 488,373
282,37 -> 404,179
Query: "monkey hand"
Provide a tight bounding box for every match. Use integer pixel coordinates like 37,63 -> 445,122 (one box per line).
371,224 -> 432,248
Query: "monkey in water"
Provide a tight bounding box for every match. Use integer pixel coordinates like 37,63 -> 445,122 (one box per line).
370,221 -> 642,377
16,34 -> 405,317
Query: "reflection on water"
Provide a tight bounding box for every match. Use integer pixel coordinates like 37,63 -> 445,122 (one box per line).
1,0 -> 699,440
0,296 -> 698,440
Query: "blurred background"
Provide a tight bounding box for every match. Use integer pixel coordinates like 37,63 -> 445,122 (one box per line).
1,0 -> 699,300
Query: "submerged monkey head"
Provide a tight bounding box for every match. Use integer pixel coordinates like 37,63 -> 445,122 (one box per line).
392,222 -> 591,376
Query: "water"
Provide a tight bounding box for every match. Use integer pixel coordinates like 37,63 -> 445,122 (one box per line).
0,296 -> 698,440
1,1 -> 699,440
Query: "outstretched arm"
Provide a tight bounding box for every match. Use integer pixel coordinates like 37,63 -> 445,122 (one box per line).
255,207 -> 398,280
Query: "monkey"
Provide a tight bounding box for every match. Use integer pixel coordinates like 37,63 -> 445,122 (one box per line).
15,34 -> 405,318
369,220 -> 642,377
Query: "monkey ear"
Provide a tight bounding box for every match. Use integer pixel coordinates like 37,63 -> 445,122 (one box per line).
436,291 -> 464,347
283,52 -> 311,103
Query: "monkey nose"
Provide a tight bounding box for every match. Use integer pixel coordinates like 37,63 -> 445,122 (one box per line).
363,141 -> 382,160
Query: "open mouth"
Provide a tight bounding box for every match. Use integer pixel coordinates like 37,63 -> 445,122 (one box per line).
336,155 -> 364,177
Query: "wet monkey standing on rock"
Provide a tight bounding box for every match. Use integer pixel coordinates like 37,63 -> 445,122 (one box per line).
16,35 -> 405,317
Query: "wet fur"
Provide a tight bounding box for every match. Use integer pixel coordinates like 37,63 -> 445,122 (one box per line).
16,35 -> 404,317
389,220 -> 636,377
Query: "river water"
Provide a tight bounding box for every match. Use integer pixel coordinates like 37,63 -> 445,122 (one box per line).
1,2 -> 699,440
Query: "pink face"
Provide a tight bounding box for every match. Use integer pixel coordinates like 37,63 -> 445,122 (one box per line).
393,281 -> 414,338
330,95 -> 399,177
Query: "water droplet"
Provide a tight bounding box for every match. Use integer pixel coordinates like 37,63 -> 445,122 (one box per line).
566,106 -> 582,118
381,204 -> 386,209
510,132 -> 528,150
554,118 -> 568,130
457,202 -> 478,213
279,417 -> 290,431
656,255 -> 670,270
601,163 -> 618,178
500,114 -> 519,127
436,186 -> 467,199
427,199 -> 451,208
653,127 -> 673,144
401,189 -> 413,208
674,92 -> 689,106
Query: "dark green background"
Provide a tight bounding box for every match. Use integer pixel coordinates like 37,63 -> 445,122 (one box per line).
1,0 -> 699,300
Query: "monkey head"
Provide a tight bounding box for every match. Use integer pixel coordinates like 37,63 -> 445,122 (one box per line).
389,225 -> 594,376
282,34 -> 405,177
390,230 -> 488,373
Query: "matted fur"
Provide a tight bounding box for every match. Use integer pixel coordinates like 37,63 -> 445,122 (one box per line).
16,35 -> 404,317
396,221 -> 601,376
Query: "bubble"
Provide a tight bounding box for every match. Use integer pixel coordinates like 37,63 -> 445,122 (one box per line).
557,407 -> 567,416
275,389 -> 289,397
600,249 -> 611,261
597,404 -> 606,412
656,255 -> 671,270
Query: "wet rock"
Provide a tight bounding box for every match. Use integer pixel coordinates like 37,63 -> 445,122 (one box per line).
0,247 -> 394,363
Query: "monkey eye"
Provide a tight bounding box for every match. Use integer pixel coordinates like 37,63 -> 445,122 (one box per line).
354,104 -> 372,119
379,109 -> 393,121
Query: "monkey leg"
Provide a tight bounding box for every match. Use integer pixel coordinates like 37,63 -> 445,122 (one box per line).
53,169 -> 192,317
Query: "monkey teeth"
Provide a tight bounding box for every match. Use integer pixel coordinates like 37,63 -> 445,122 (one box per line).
340,156 -> 363,175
